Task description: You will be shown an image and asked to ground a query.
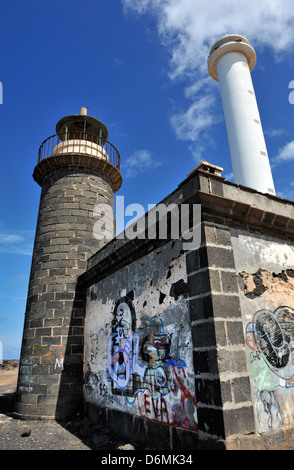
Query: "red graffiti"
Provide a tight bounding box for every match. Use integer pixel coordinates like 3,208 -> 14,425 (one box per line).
170,365 -> 197,430
137,392 -> 170,424
41,345 -> 64,372
136,365 -> 197,430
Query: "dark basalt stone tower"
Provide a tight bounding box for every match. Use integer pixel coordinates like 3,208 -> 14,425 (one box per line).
15,107 -> 122,419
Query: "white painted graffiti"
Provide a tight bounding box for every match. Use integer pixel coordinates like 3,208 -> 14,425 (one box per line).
107,330 -> 146,390
253,306 -> 294,380
245,305 -> 294,433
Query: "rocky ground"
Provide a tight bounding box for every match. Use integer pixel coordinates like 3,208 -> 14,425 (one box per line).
0,411 -> 137,451
0,360 -> 137,451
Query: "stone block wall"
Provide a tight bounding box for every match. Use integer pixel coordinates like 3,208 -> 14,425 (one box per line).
186,220 -> 255,441
197,171 -> 294,448
15,165 -> 114,419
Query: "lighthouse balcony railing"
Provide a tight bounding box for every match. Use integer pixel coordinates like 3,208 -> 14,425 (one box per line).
38,132 -> 120,170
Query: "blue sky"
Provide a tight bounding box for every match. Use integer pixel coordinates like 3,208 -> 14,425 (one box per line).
1,0 -> 294,359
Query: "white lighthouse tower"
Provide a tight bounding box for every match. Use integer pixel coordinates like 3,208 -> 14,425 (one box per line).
208,34 -> 275,195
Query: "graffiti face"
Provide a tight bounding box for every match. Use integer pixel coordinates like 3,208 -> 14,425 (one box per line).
140,318 -> 171,366
107,297 -> 142,394
85,295 -> 197,430
108,336 -> 132,389
253,306 -> 294,380
246,306 -> 294,434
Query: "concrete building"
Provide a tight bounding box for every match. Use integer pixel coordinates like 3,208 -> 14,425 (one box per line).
16,40 -> 294,450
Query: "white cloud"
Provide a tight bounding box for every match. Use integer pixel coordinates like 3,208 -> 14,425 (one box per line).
276,188 -> 294,200
0,230 -> 34,256
123,0 -> 294,79
122,0 -> 294,157
170,93 -> 220,140
0,234 -> 24,243
170,93 -> 221,161
122,149 -> 162,177
0,294 -> 26,300
187,144 -> 207,164
223,171 -> 234,182
184,77 -> 213,99
265,128 -> 288,138
272,140 -> 294,168
170,95 -> 216,141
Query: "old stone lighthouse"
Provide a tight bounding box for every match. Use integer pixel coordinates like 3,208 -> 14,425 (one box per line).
16,108 -> 122,419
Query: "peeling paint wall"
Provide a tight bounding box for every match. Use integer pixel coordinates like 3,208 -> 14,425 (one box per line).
231,229 -> 294,434
83,240 -> 197,431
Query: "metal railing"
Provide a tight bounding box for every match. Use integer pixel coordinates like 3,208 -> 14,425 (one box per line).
37,132 -> 120,170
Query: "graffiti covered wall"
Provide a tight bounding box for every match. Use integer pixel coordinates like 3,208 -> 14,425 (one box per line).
83,240 -> 197,431
231,229 -> 294,434
18,344 -> 64,394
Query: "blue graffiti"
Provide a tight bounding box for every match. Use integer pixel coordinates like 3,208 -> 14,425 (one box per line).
107,329 -> 146,389
107,312 -> 187,402
166,358 -> 187,368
